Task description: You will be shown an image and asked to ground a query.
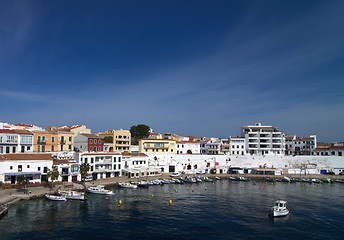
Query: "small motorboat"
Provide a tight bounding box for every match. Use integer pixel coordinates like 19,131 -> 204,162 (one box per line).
86,185 -> 114,195
118,182 -> 138,189
45,194 -> 66,201
58,190 -> 86,201
269,200 -> 289,217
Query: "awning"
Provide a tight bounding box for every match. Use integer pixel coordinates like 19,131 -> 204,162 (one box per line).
4,172 -> 42,176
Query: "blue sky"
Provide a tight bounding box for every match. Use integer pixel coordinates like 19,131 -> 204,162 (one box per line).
1,0 -> 344,142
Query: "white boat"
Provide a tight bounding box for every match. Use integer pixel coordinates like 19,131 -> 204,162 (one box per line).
269,200 -> 289,217
118,182 -> 138,189
58,190 -> 86,200
282,176 -> 291,182
45,194 -> 66,201
181,177 -> 197,183
86,185 -> 114,195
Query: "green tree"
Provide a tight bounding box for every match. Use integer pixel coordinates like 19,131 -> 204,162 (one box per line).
130,124 -> 150,144
16,175 -> 29,194
46,166 -> 59,191
79,162 -> 90,189
104,136 -> 113,143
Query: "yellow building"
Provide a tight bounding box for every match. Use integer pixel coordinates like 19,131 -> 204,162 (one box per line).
139,139 -> 176,154
98,129 -> 131,153
57,131 -> 74,152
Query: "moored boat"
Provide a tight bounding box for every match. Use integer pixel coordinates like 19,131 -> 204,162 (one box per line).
118,182 -> 138,189
86,185 -> 114,195
58,190 -> 86,201
45,194 -> 66,201
269,200 -> 289,217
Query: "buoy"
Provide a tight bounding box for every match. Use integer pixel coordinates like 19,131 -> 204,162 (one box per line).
152,194 -> 154,197
164,192 -> 166,194
195,187 -> 197,190
187,187 -> 189,190
169,200 -> 172,205
134,196 -> 137,199
105,197 -> 109,200
171,192 -> 173,194
119,200 -> 122,205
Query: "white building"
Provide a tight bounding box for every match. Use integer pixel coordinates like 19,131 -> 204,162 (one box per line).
0,129 -> 34,154
0,153 -> 53,184
121,153 -> 161,178
54,160 -> 80,182
176,141 -> 201,154
229,137 -> 245,155
241,123 -> 285,155
74,152 -> 122,180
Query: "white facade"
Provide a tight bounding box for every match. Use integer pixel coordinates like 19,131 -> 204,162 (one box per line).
0,129 -> 33,154
74,152 -> 122,180
229,137 -> 245,155
0,153 -> 53,183
55,161 -> 80,182
176,141 -> 200,154
121,153 -> 160,178
241,123 -> 285,155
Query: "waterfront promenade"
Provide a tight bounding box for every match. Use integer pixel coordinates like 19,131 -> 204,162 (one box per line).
1,173 -> 343,208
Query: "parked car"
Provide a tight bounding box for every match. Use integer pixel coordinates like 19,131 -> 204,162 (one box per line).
82,176 -> 93,182
170,172 -> 181,177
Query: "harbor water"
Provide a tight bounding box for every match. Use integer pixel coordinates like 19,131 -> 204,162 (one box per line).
1,179 -> 344,240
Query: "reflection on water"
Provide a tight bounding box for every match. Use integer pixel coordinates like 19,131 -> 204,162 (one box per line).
1,180 -> 344,239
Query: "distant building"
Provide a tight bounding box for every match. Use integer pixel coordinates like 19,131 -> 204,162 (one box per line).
314,143 -> 344,157
54,160 -> 80,182
176,141 -> 201,154
74,152 -> 122,180
98,129 -> 131,153
46,124 -> 91,135
284,135 -> 317,156
139,139 -> 176,154
0,153 -> 53,184
0,129 -> 34,154
121,153 -> 160,178
229,137 -> 245,155
241,123 -> 285,155
74,133 -> 104,152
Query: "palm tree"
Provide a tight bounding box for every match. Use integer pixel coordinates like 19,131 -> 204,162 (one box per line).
46,166 -> 59,191
79,163 -> 90,189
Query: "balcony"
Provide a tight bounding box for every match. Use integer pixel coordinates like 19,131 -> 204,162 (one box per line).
37,140 -> 46,145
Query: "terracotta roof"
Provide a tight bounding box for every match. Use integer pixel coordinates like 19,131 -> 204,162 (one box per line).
80,133 -> 101,139
122,153 -> 148,157
81,153 -> 121,156
139,139 -> 176,142
0,129 -> 34,135
0,153 -> 53,161
149,132 -> 159,135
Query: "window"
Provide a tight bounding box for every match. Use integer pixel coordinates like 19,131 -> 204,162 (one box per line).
61,145 -> 64,151
113,157 -> 116,163
44,167 -> 48,173
38,145 -> 41,152
99,139 -> 101,144
10,166 -> 13,170
84,158 -> 88,163
69,136 -> 72,142
91,158 -> 94,163
27,165 -> 30,168
118,165 -> 121,169
90,146 -> 93,151
98,146 -> 101,151
118,157 -> 121,162
69,145 -> 72,150
38,167 -> 41,171
52,146 -> 54,151
52,137 -> 55,142
91,166 -> 94,171
90,139 -> 93,144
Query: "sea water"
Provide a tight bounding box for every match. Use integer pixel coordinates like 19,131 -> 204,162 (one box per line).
0,180 -> 343,240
